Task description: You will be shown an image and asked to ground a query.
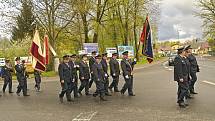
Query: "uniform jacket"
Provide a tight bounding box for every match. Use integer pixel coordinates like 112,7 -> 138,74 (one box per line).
79,60 -> 90,80
109,58 -> 120,76
89,57 -> 96,72
15,64 -> 25,82
58,62 -> 73,83
2,65 -> 13,79
174,55 -> 188,81
101,59 -> 108,74
188,54 -> 199,73
121,58 -> 136,76
92,62 -> 105,82
69,61 -> 78,79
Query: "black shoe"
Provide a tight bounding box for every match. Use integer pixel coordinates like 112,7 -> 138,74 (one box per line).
108,87 -> 113,92
178,103 -> 186,108
23,94 -> 30,96
120,90 -> 124,95
78,92 -> 82,96
16,92 -> 20,96
86,93 -> 92,96
67,99 -> 73,102
93,93 -> 98,97
100,97 -> 108,101
186,95 -> 194,99
59,95 -> 63,103
105,93 -> 112,96
190,92 -> 198,94
129,94 -> 136,96
74,95 -> 79,98
184,103 -> 189,106
9,91 -> 14,93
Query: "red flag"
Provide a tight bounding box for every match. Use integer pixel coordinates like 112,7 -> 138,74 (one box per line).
30,30 -> 46,71
140,16 -> 149,43
43,35 -> 49,65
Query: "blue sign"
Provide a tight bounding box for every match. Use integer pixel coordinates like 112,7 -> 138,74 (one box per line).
83,43 -> 99,56
118,46 -> 134,58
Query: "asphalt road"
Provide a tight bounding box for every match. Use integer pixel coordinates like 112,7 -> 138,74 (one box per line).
0,57 -> 215,121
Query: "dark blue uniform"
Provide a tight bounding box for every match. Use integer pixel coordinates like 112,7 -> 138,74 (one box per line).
188,54 -> 199,93
120,58 -> 136,96
78,60 -> 91,95
58,62 -> 74,101
34,70 -> 41,91
89,57 -> 96,88
2,65 -> 13,93
109,57 -> 120,92
101,58 -> 110,95
174,55 -> 189,104
15,64 -> 28,96
69,61 -> 79,97
92,62 -> 106,99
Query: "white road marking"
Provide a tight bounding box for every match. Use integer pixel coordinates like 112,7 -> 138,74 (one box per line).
202,81 -> 215,86
72,111 -> 97,121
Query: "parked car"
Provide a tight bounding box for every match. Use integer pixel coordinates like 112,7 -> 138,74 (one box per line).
168,53 -> 177,66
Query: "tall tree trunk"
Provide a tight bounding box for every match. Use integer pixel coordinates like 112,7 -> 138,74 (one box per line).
81,14 -> 89,43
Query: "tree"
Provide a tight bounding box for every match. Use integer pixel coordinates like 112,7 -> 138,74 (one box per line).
8,0 -> 35,42
197,0 -> 215,38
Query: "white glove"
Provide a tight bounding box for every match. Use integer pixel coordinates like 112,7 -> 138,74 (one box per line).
125,75 -> 129,79
113,73 -> 116,76
134,58 -> 137,62
179,78 -> 183,82
76,65 -> 80,68
105,74 -> 108,77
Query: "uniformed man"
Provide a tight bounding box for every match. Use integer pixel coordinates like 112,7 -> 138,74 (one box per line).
78,54 -> 91,96
58,55 -> 74,102
21,60 -> 29,91
101,53 -> 111,96
89,51 -> 97,88
2,59 -> 14,93
174,47 -> 189,108
184,45 -> 193,99
120,51 -> 136,96
34,69 -> 42,92
187,45 -> 199,94
15,57 -> 30,96
69,54 -> 79,98
92,55 -> 107,101
109,53 -> 120,92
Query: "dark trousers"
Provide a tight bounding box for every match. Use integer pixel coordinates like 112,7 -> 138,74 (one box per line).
35,76 -> 41,90
95,80 -> 105,98
104,77 -> 109,94
59,82 -> 74,100
109,76 -> 119,91
17,80 -> 27,95
121,75 -> 134,95
190,72 -> 197,92
73,77 -> 78,97
2,77 -> 12,92
79,79 -> 89,94
89,74 -> 94,88
177,81 -> 189,103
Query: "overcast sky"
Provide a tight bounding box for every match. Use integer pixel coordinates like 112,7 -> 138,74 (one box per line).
158,0 -> 203,41
0,0 -> 204,41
